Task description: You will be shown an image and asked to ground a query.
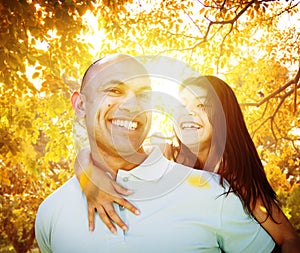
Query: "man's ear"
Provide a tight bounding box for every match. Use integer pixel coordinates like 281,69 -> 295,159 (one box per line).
71,92 -> 86,118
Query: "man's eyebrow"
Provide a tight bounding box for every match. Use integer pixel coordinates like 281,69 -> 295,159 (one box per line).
102,80 -> 126,87
103,79 -> 152,90
97,80 -> 126,91
98,79 -> 152,93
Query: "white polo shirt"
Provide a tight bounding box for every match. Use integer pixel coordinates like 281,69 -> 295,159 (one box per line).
35,147 -> 275,253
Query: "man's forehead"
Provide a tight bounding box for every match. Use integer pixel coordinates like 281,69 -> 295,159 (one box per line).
90,55 -> 146,75
86,71 -> 151,91
82,56 -> 150,91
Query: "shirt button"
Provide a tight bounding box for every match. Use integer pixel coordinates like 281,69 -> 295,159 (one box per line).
123,177 -> 129,182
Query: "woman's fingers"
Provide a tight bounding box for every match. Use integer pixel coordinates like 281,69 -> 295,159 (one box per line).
111,181 -> 140,214
112,181 -> 134,196
81,165 -> 140,233
102,202 -> 128,232
91,197 -> 139,233
97,206 -> 117,234
88,204 -> 96,232
114,197 -> 140,216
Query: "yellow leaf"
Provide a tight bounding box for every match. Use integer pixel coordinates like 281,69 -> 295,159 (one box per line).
32,72 -> 40,79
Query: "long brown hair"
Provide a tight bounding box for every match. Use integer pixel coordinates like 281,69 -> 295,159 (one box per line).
175,75 -> 278,221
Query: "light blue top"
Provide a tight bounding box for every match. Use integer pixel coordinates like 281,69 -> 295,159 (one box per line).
35,147 -> 275,253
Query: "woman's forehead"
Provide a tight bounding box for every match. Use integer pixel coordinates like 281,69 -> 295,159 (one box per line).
180,85 -> 208,100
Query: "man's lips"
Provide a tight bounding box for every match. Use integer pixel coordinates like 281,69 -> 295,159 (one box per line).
111,119 -> 139,130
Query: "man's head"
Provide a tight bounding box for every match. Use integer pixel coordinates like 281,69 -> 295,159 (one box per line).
72,54 -> 152,161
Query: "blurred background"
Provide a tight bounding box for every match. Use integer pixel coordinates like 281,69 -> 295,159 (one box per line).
0,0 -> 299,252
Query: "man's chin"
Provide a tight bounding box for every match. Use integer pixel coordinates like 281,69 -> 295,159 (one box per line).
115,149 -> 147,165
114,145 -> 141,156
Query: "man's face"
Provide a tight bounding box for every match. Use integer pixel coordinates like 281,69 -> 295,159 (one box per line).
82,57 -> 152,157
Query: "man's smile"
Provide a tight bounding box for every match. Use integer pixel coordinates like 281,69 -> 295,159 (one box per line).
111,119 -> 139,131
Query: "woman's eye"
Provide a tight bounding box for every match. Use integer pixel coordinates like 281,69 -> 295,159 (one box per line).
138,93 -> 151,101
197,103 -> 205,109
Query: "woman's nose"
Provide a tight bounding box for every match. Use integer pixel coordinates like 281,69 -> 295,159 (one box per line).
188,110 -> 195,116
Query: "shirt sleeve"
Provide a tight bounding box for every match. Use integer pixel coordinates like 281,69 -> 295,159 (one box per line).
35,202 -> 53,253
217,192 -> 275,253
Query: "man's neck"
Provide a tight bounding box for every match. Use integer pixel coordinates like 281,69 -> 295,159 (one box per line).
90,148 -> 148,179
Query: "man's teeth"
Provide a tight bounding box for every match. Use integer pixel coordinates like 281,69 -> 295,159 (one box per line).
112,119 -> 138,130
181,122 -> 201,129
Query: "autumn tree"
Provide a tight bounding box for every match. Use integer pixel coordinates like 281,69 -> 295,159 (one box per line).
1,0 -> 299,251
0,0 -> 93,251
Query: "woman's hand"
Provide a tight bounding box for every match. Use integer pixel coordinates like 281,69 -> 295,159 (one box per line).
75,148 -> 140,233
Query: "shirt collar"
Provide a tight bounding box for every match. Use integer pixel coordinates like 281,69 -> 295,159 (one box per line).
117,146 -> 169,181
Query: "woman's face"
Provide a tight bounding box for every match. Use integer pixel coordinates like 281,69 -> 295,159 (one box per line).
174,85 -> 213,152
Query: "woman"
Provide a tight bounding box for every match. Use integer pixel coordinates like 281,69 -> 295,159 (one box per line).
75,76 -> 300,252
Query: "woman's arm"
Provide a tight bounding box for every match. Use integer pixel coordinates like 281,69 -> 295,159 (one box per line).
74,148 -> 140,233
252,200 -> 300,253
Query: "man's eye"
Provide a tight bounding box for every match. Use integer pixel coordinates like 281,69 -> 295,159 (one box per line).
105,88 -> 122,95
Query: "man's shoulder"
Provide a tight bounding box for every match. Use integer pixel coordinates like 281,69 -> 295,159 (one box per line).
35,176 -> 85,249
38,176 -> 79,211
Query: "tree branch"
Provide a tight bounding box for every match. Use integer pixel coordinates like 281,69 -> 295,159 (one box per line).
240,67 -> 300,108
207,0 -> 258,25
159,0 -> 259,63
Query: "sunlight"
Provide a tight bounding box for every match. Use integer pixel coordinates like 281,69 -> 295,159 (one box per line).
82,10 -> 98,30
148,78 -> 179,138
47,28 -> 60,39
25,61 -> 45,91
34,3 -> 42,11
278,10 -> 300,32
289,126 -> 300,146
35,40 -> 50,51
78,10 -> 107,56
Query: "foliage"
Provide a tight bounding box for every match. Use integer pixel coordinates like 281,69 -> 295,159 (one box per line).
0,0 -> 299,252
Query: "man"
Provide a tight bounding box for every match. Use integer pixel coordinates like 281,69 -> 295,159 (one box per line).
35,54 -> 275,252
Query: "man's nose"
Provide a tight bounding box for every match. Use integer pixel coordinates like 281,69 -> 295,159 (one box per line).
119,92 -> 141,113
